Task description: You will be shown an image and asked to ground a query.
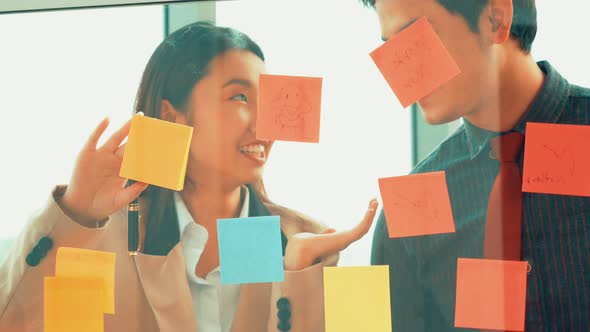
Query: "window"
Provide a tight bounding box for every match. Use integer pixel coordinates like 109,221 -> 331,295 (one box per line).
533,1 -> 590,87
0,6 -> 163,261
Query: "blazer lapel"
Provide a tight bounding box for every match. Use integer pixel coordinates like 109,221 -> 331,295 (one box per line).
231,185 -> 288,331
247,184 -> 288,255
133,243 -> 197,331
231,282 -> 273,332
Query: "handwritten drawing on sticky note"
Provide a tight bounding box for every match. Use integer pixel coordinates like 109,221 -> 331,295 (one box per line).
56,247 -> 116,314
217,216 -> 284,284
44,276 -> 105,332
522,122 -> 590,197
120,114 -> 193,191
257,74 -> 322,143
378,171 -> 455,238
455,258 -> 528,331
323,266 -> 392,332
370,16 -> 460,108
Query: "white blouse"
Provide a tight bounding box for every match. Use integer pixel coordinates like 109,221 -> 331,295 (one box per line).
175,188 -> 250,332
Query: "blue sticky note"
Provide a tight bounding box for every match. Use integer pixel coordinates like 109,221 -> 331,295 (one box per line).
217,216 -> 284,284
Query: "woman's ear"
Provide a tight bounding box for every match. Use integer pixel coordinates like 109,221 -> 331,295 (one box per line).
160,99 -> 188,125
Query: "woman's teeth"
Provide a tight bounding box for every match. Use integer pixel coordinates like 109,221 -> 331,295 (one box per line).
240,144 -> 265,154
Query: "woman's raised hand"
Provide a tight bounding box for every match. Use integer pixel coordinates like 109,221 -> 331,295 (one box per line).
283,199 -> 379,271
60,115 -> 148,226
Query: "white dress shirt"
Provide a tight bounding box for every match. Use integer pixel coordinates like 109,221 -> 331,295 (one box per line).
175,188 -> 250,332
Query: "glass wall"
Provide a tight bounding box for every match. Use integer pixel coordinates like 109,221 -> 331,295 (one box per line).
0,6 -> 163,261
217,0 -> 413,266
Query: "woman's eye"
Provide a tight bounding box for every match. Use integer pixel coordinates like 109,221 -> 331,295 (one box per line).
230,94 -> 248,102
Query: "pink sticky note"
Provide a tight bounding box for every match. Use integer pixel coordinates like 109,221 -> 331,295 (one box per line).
522,122 -> 590,197
370,16 -> 460,108
455,258 -> 528,331
257,74 -> 322,143
378,171 -> 455,238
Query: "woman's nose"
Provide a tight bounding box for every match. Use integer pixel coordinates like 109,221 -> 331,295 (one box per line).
248,105 -> 258,134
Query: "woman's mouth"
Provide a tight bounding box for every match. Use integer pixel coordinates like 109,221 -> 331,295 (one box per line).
239,143 -> 266,163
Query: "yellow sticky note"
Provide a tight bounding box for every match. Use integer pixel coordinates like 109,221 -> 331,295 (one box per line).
323,266 -> 392,332
119,114 -> 193,191
44,276 -> 105,332
56,247 -> 116,314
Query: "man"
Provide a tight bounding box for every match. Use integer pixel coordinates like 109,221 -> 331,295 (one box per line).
363,0 -> 590,331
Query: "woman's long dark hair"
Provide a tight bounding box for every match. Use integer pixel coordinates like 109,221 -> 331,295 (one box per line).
134,22 -> 266,255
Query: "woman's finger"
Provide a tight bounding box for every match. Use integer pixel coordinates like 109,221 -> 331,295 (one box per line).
114,144 -> 126,159
113,181 -> 148,209
349,199 -> 379,241
102,117 -> 132,152
84,117 -> 110,151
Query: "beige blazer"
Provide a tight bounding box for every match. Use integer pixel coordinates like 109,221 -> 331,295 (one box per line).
0,186 -> 338,331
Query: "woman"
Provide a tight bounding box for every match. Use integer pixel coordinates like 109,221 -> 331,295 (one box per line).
0,22 -> 377,331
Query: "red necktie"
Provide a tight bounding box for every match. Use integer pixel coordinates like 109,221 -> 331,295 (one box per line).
481,132 -> 525,332
483,132 -> 525,261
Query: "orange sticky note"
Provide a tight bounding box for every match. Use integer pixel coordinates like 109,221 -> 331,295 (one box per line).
370,16 -> 460,108
119,114 -> 193,191
455,258 -> 528,331
378,171 -> 455,238
257,74 -> 322,143
522,122 -> 590,197
44,276 -> 106,332
56,247 -> 116,314
323,266 -> 392,332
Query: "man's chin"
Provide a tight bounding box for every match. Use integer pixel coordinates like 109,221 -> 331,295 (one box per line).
420,106 -> 461,125
423,115 -> 451,125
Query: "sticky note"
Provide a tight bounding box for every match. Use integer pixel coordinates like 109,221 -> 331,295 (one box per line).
44,276 -> 106,332
119,114 -> 193,191
370,16 -> 460,108
217,216 -> 284,284
378,171 -> 455,238
257,74 -> 322,143
455,258 -> 528,331
323,266 -> 391,332
56,247 -> 116,314
522,122 -> 590,197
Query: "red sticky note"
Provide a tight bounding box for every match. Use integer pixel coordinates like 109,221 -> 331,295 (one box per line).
378,171 -> 455,238
455,258 -> 528,331
257,74 -> 322,143
522,122 -> 590,197
370,16 -> 460,108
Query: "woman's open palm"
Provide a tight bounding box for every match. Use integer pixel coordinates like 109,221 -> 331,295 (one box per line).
284,199 -> 379,271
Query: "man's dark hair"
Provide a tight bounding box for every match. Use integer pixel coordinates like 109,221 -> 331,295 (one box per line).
360,0 -> 537,53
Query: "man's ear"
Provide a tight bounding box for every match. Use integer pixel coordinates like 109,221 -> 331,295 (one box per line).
160,99 -> 187,124
487,0 -> 514,44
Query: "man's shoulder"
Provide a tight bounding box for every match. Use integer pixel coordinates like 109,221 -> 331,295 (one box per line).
562,83 -> 590,124
411,125 -> 468,174
569,83 -> 590,99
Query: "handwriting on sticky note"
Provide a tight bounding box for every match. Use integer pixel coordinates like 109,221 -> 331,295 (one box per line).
56,247 -> 116,314
522,122 -> 590,196
44,276 -> 105,332
370,16 -> 460,108
378,171 -> 455,238
257,74 -> 322,143
119,114 -> 193,191
455,258 -> 528,331
217,216 -> 284,284
323,266 -> 392,332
